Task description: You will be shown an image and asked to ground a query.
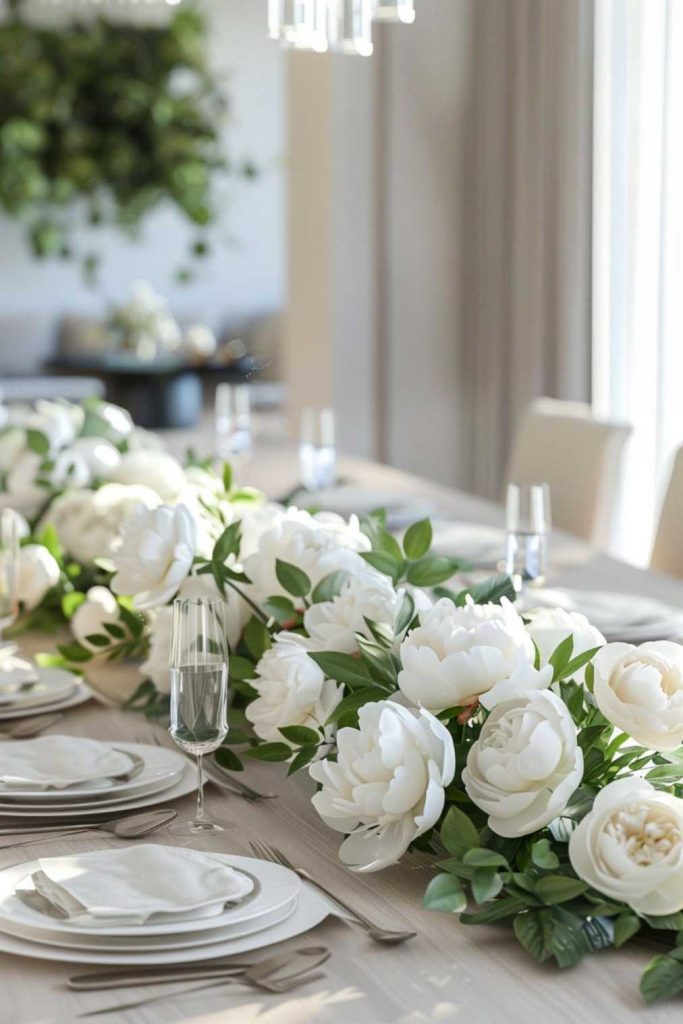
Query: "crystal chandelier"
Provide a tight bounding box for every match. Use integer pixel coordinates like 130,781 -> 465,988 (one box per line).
268,0 -> 415,57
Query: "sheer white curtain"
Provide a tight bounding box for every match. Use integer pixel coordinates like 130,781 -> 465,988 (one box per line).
593,0 -> 683,564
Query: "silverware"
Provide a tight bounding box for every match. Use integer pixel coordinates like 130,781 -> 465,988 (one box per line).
69,945 -> 330,991
205,756 -> 278,802
76,948 -> 330,1016
0,808 -> 176,847
0,713 -> 64,740
250,840 -> 416,945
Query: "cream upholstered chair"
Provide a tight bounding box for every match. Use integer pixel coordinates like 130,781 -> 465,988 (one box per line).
650,448 -> 683,577
505,398 -> 632,548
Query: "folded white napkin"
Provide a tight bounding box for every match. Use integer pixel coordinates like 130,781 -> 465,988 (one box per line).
26,845 -> 254,927
0,736 -> 134,791
0,644 -> 38,701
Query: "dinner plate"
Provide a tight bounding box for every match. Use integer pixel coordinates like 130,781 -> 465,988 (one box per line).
0,854 -> 300,939
0,886 -> 329,965
0,679 -> 93,721
0,667 -> 76,710
0,741 -> 186,804
0,757 -> 196,822
527,588 -> 683,642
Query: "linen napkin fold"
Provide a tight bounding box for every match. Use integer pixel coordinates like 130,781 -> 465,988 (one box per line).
0,736 -> 134,791
0,644 -> 38,701
25,845 -> 254,927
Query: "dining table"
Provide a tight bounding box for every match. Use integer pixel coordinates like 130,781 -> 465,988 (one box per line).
3,418 -> 683,1024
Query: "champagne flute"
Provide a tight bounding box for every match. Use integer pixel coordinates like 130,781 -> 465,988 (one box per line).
0,510 -> 19,639
168,596 -> 233,836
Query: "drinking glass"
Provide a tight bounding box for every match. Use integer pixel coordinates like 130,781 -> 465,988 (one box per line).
0,510 -> 19,639
214,383 -> 252,470
168,597 -> 232,837
299,407 -> 336,491
504,483 -> 551,595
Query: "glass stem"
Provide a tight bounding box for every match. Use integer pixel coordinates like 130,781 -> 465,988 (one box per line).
195,753 -> 207,822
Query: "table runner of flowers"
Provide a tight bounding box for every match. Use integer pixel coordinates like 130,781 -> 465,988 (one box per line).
3,398 -> 683,1005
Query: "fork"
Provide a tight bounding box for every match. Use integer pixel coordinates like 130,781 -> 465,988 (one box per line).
249,840 -> 416,945
137,734 -> 276,803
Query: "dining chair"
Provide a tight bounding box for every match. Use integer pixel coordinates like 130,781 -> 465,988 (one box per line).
505,397 -> 632,548
650,447 -> 683,577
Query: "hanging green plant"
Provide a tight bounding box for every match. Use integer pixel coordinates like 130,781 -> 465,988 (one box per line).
0,0 -> 256,283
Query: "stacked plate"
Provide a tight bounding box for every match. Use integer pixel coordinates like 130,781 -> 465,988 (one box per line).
0,845 -> 330,965
528,587 -> 683,643
0,646 -> 92,722
0,736 -> 197,823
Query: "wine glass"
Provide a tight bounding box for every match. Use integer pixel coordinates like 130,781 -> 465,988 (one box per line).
0,510 -> 19,639
214,383 -> 252,473
299,407 -> 336,491
168,596 -> 233,837
504,482 -> 552,599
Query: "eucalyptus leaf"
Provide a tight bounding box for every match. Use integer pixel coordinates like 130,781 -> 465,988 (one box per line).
423,873 -> 466,913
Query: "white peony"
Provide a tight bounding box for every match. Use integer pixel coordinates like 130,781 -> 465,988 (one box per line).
245,635 -> 342,745
111,503 -> 197,610
49,449 -> 92,490
569,778 -> 683,915
0,452 -> 47,519
592,640 -> 683,751
111,451 -> 187,502
463,690 -> 583,838
71,587 -> 122,652
17,543 -> 60,610
397,597 -> 534,713
304,569 -> 406,654
40,483 -> 161,566
479,662 -> 553,711
8,399 -> 83,454
67,438 -> 121,480
525,606 -> 605,681
243,508 -> 370,606
310,700 -> 456,872
0,428 -> 26,472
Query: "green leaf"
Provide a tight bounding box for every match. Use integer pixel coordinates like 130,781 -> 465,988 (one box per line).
311,571 -> 351,604
547,907 -> 591,967
584,662 -> 595,692
279,725 -> 320,746
455,574 -> 516,607
423,873 -> 466,913
462,848 -> 509,869
534,876 -> 588,905
394,592 -> 415,635
548,634 -> 574,681
613,913 -> 641,948
222,462 -> 233,492
361,550 -> 403,582
559,646 -> 602,681
309,652 -> 372,689
57,641 -> 92,663
471,868 -> 503,904
244,742 -> 292,763
513,910 -> 553,963
460,895 -> 528,924
214,747 -> 244,772
642,912 -> 683,931
103,622 -> 125,640
287,744 -> 318,776
118,604 -> 144,639
61,592 -> 86,619
641,955 -> 683,1005
363,617 -> 395,650
275,560 -> 311,598
325,686 -> 386,726
243,617 -> 272,661
440,806 -> 480,859
403,518 -> 433,560
263,596 -> 298,626
213,522 -> 242,563
406,557 -> 459,587
356,635 -> 397,687
27,428 -> 49,456
531,838 -> 560,870
84,634 -> 110,648
229,655 -> 256,681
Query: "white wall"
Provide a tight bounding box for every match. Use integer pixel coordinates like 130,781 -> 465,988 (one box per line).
0,0 -> 285,335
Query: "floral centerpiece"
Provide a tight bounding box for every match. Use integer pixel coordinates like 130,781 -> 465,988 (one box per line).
3,398 -> 683,1005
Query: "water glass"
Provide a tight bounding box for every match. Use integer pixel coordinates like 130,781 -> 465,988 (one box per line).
0,510 -> 19,638
299,407 -> 336,491
214,383 -> 252,469
504,483 -> 551,594
168,596 -> 232,837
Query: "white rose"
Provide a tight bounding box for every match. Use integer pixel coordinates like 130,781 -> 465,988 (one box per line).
397,597 -> 534,713
245,636 -> 342,744
463,690 -> 583,838
40,483 -> 161,566
0,452 -> 47,519
68,438 -> 121,480
304,569 -> 407,654
111,503 -> 197,610
243,508 -> 370,606
112,451 -> 187,502
17,544 -> 60,610
21,400 -> 84,453
310,701 -> 456,872
592,640 -> 683,751
569,778 -> 683,915
525,607 -> 605,681
71,587 -> 122,652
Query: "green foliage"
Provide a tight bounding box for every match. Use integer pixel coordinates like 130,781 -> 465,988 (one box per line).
0,4 -> 254,281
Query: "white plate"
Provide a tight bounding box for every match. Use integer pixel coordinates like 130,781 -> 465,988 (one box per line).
0,741 -> 186,804
0,757 -> 197,822
0,887 -> 329,965
0,854 -> 300,939
0,679 -> 93,722
0,668 -> 76,711
304,487 -> 434,530
528,588 -> 683,642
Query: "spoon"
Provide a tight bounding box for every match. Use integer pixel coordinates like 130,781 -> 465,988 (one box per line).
0,808 -> 176,847
0,713 -> 64,740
